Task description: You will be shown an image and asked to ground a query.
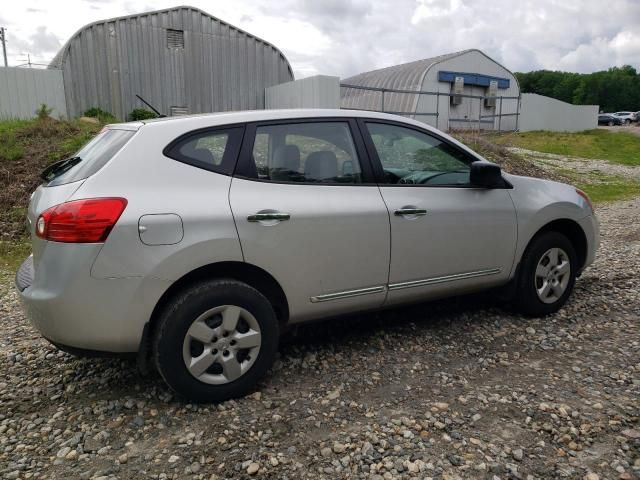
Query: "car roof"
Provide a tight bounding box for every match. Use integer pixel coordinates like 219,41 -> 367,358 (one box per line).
107,108 -> 488,163
108,108 -> 445,136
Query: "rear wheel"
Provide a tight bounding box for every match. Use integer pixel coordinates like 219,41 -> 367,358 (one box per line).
513,232 -> 577,316
154,279 -> 279,402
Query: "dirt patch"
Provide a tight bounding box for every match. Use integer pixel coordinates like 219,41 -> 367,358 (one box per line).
509,147 -> 640,181
598,125 -> 640,137
452,131 -> 569,182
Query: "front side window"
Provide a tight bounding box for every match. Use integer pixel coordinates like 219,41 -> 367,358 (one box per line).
366,123 -> 472,186
250,122 -> 363,184
164,127 -> 243,173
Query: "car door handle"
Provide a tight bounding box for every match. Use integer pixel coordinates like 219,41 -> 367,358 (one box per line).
394,208 -> 427,216
247,212 -> 291,222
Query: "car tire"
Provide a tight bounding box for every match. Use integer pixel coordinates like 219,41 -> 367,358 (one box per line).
153,279 -> 279,402
513,231 -> 577,317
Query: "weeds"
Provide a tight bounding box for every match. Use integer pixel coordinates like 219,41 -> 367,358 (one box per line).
83,107 -> 117,124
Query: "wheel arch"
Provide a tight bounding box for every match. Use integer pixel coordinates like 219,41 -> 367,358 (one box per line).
526,218 -> 588,271
149,261 -> 290,333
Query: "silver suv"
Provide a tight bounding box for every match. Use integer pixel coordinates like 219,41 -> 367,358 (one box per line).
16,109 -> 599,402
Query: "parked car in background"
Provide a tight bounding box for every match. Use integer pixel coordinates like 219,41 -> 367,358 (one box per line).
612,112 -> 637,125
16,109 -> 599,402
598,114 -> 623,126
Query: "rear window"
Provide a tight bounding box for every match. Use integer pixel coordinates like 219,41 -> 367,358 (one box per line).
45,128 -> 135,186
163,126 -> 244,174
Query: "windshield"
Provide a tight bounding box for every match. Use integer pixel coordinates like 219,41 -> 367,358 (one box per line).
46,128 -> 135,186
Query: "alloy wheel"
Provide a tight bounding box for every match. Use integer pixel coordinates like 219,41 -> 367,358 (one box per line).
534,247 -> 571,304
182,305 -> 262,385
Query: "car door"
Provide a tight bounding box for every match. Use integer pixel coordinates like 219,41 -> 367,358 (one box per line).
230,118 -> 390,323
358,119 -> 517,306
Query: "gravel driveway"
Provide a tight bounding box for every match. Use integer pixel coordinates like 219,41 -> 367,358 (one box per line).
1,199 -> 639,480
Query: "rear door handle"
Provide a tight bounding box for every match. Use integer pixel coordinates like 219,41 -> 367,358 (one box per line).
394,208 -> 427,216
247,212 -> 291,222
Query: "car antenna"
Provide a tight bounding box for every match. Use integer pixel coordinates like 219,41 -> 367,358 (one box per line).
135,94 -> 167,118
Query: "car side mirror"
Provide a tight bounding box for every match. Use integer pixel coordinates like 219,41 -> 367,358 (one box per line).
470,161 -> 504,188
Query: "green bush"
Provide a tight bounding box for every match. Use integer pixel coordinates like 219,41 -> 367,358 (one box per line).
128,108 -> 158,121
82,107 -> 117,124
36,103 -> 53,120
0,131 -> 24,161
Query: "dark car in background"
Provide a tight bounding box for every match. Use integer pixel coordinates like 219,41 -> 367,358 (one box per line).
598,114 -> 623,126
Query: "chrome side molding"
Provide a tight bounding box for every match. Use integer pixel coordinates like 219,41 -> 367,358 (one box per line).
388,268 -> 502,291
310,285 -> 386,303
309,268 -> 501,303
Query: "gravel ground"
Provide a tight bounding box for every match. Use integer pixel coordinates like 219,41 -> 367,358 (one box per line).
598,126 -> 640,137
508,148 -> 640,182
1,199 -> 639,480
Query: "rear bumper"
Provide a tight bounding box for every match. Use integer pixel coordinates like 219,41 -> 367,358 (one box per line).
16,247 -> 171,353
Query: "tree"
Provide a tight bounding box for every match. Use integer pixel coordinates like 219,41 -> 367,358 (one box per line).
515,66 -> 640,112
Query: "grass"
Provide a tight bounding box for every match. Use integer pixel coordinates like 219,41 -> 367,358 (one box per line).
581,181 -> 640,203
551,167 -> 640,203
491,129 -> 640,166
0,240 -> 31,272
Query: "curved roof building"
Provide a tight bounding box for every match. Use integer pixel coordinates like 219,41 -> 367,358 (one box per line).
341,49 -> 520,130
50,6 -> 293,119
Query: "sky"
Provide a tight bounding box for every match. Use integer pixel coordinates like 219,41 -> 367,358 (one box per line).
1,0 -> 639,78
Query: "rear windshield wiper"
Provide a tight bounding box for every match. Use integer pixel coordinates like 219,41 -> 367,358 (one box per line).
40,156 -> 82,182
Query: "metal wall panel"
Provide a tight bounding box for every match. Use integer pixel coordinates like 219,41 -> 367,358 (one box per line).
0,67 -> 67,119
265,75 -> 341,109
519,94 -> 598,132
50,6 -> 293,119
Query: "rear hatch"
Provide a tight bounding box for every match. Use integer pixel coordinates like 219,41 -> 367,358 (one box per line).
27,125 -> 139,261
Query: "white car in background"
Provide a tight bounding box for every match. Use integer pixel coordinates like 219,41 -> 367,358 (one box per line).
612,112 -> 637,125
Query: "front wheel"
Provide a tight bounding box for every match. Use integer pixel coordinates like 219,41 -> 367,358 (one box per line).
513,232 -> 577,316
153,279 -> 279,402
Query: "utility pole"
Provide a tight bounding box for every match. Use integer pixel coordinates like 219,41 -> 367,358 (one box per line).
0,27 -> 7,67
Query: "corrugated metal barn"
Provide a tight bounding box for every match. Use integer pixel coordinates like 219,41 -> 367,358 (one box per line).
341,49 -> 520,130
49,6 -> 294,119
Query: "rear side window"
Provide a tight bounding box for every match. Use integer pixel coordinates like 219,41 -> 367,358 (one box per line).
164,126 -> 244,174
248,122 -> 363,184
46,129 -> 135,186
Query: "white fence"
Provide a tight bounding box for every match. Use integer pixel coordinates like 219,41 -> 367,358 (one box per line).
519,93 -> 598,132
265,75 -> 340,109
0,67 -> 67,120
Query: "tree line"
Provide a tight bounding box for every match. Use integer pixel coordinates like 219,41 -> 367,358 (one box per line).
514,66 -> 640,113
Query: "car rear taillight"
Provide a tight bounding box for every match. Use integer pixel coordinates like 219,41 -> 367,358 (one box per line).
36,198 -> 128,243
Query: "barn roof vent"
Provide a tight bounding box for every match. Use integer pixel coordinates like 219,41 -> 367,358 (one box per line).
167,29 -> 184,49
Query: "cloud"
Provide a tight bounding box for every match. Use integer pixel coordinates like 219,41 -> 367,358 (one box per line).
2,0 -> 638,76
7,26 -> 61,63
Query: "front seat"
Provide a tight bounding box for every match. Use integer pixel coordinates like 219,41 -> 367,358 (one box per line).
270,145 -> 300,181
305,151 -> 338,182
180,141 -> 216,166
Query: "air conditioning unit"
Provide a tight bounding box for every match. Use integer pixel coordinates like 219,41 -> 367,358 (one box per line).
484,80 -> 498,108
451,76 -> 464,105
